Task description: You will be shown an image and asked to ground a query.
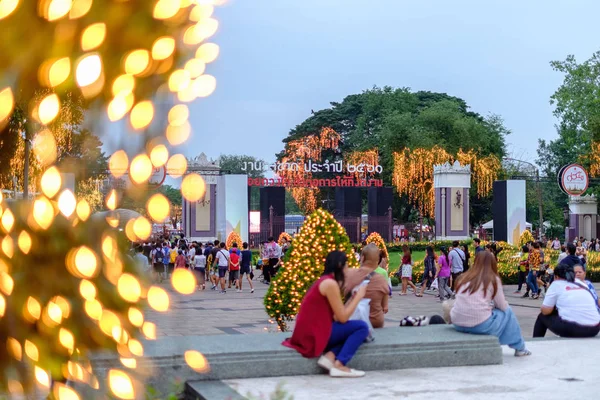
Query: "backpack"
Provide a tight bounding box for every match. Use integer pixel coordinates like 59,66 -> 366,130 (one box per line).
154,249 -> 164,263
453,249 -> 467,271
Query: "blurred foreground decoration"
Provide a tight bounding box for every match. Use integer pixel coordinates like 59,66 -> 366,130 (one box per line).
0,0 -> 225,396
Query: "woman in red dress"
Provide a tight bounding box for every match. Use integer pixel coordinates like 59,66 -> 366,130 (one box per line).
282,251 -> 369,378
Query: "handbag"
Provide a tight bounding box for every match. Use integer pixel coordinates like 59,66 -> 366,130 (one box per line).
430,278 -> 439,289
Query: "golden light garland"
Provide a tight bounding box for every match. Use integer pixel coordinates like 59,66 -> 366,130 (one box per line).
264,209 -> 358,331
589,141 -> 600,177
365,232 -> 388,259
392,147 -> 500,217
278,231 -> 292,246
225,231 -> 242,250
345,149 -> 379,180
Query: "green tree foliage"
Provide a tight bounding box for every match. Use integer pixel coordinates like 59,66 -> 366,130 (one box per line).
218,154 -> 265,178
264,209 -> 358,331
279,87 -> 509,224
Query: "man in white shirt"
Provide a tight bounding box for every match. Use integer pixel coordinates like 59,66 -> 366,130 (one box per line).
263,236 -> 282,284
551,238 -> 561,250
215,242 -> 230,293
449,241 -> 465,291
188,244 -> 196,268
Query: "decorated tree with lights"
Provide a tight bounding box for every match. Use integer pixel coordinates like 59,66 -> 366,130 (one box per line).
264,209 -> 358,331
226,231 -> 243,249
278,232 -> 292,246
365,232 -> 388,259
519,229 -> 535,247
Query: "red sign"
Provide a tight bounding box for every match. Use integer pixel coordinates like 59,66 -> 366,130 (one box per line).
148,166 -> 167,187
247,176 -> 383,188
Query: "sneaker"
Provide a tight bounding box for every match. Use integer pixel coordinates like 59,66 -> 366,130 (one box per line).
521,293 -> 529,298
220,290 -> 226,294
329,367 -> 365,378
514,348 -> 532,357
236,289 -> 241,293
211,285 -> 216,290
250,288 -> 255,293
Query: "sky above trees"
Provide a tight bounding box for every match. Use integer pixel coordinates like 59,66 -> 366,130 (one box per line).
98,0 -> 600,166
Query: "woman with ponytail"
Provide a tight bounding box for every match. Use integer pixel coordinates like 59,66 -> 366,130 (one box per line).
533,263 -> 600,338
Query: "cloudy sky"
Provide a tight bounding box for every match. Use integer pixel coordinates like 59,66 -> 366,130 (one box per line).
128,0 -> 600,165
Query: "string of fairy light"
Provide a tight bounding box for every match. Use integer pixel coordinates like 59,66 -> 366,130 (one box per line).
264,209 -> 358,331
392,146 -> 501,217
225,231 -> 242,249
365,232 -> 388,259
277,232 -> 292,246
0,0 -> 224,398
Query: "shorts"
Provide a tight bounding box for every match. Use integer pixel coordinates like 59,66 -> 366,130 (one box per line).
218,266 -> 228,278
168,263 -> 175,274
401,264 -> 412,278
194,267 -> 206,284
153,262 -> 164,273
229,270 -> 240,281
240,265 -> 251,275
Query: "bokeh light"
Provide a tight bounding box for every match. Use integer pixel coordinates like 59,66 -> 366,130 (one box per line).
108,369 -> 135,399
109,150 -> 129,178
184,350 -> 210,372
171,268 -> 196,294
166,154 -> 188,178
196,43 -> 220,63
147,194 -> 170,222
117,274 -> 141,303
40,166 -> 62,198
58,189 -> 77,217
129,101 -> 154,130
32,129 -> 58,166
81,22 -> 106,51
151,37 -> 176,60
150,144 -> 169,167
75,53 -> 102,87
37,93 -> 61,125
147,286 -> 169,312
181,173 -> 206,201
129,154 -> 153,184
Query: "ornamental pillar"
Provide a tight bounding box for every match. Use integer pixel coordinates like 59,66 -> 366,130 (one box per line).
433,161 -> 471,241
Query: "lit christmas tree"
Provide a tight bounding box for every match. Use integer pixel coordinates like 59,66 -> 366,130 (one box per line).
226,231 -> 242,249
278,232 -> 292,246
365,232 -> 388,259
264,209 -> 358,331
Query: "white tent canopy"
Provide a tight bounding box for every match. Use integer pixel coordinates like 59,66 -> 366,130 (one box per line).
482,220 -> 532,230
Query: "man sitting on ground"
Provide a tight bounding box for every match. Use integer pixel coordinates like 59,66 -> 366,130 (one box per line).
343,244 -> 389,328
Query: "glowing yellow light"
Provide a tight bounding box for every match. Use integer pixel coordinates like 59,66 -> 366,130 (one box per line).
109,150 -> 129,178
167,104 -> 189,126
189,4 -> 213,22
79,279 -> 96,300
177,85 -> 196,103
132,217 -> 152,240
102,235 -> 117,260
58,189 -> 76,217
127,339 -> 143,357
153,0 -> 181,20
33,129 -> 58,166
69,0 -> 92,19
0,0 -> 19,20
7,337 -> 21,360
147,286 -> 170,312
41,166 -> 62,198
112,325 -> 129,344
192,74 -> 217,98
166,121 -> 191,146
168,69 -> 191,92
47,301 -> 63,324
147,194 -> 170,222
45,57 -> 71,87
171,268 -> 196,295
35,366 -> 50,387
25,296 -> 41,320
181,173 -> 206,202
128,307 -> 144,327
194,17 -> 219,39
117,274 -> 142,303
84,299 -> 102,320
129,154 -> 153,184
112,74 -> 135,96
129,100 -> 154,130
106,189 -> 118,210
2,235 -> 14,258
25,340 -> 39,361
0,294 -> 5,317
37,93 -> 61,125
166,154 -> 188,178
1,208 -> 14,232
59,328 -> 75,351
81,22 -> 106,51
108,369 -> 135,399
0,271 -> 14,295
0,87 -> 14,127
184,58 -> 206,78
75,54 -> 102,87
142,321 -> 157,339
120,358 -> 137,369
195,43 -> 220,63
74,246 -> 98,278
53,383 -> 80,400
33,196 -> 54,230
99,310 -> 121,336
76,199 -> 91,221
152,37 -> 176,60
124,50 -> 150,76
108,93 -> 135,121
53,295 -> 71,318
17,231 -> 32,254
45,0 -> 72,21
150,144 -> 169,167
184,350 -> 210,372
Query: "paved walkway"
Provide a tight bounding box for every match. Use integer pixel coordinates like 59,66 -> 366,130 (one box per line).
226,338 -> 600,400
146,279 -> 599,338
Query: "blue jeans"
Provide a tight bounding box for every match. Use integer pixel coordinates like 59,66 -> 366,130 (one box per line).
527,270 -> 539,295
325,320 -> 369,365
454,307 -> 526,351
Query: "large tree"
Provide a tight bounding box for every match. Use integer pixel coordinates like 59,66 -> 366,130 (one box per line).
278,87 -> 509,224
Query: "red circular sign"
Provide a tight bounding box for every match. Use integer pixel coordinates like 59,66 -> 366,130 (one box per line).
148,166 -> 167,187
559,163 -> 589,196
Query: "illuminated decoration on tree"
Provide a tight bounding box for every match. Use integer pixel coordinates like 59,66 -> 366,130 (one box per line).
392,146 -> 500,217
278,231 -> 292,246
345,149 -> 379,180
0,0 -> 225,395
278,127 -> 341,214
225,231 -> 242,250
365,232 -> 388,259
519,229 -> 534,247
264,209 -> 358,331
588,141 -> 600,177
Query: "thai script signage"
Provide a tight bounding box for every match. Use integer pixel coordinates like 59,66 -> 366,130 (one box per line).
558,163 -> 589,196
241,160 -> 383,174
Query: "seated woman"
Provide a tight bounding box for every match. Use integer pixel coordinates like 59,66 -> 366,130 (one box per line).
282,251 -> 369,378
450,251 -> 531,356
574,265 -> 600,312
533,264 -> 600,338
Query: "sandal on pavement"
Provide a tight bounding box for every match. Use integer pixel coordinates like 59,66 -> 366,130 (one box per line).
415,293 -> 423,297
329,367 -> 365,378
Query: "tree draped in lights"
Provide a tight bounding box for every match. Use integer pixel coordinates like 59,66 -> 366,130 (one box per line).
0,0 -> 224,396
278,232 -> 292,246
365,232 -> 388,259
225,231 -> 242,250
264,209 -> 358,331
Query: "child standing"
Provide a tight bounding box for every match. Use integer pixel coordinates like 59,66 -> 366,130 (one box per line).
400,245 -> 418,295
